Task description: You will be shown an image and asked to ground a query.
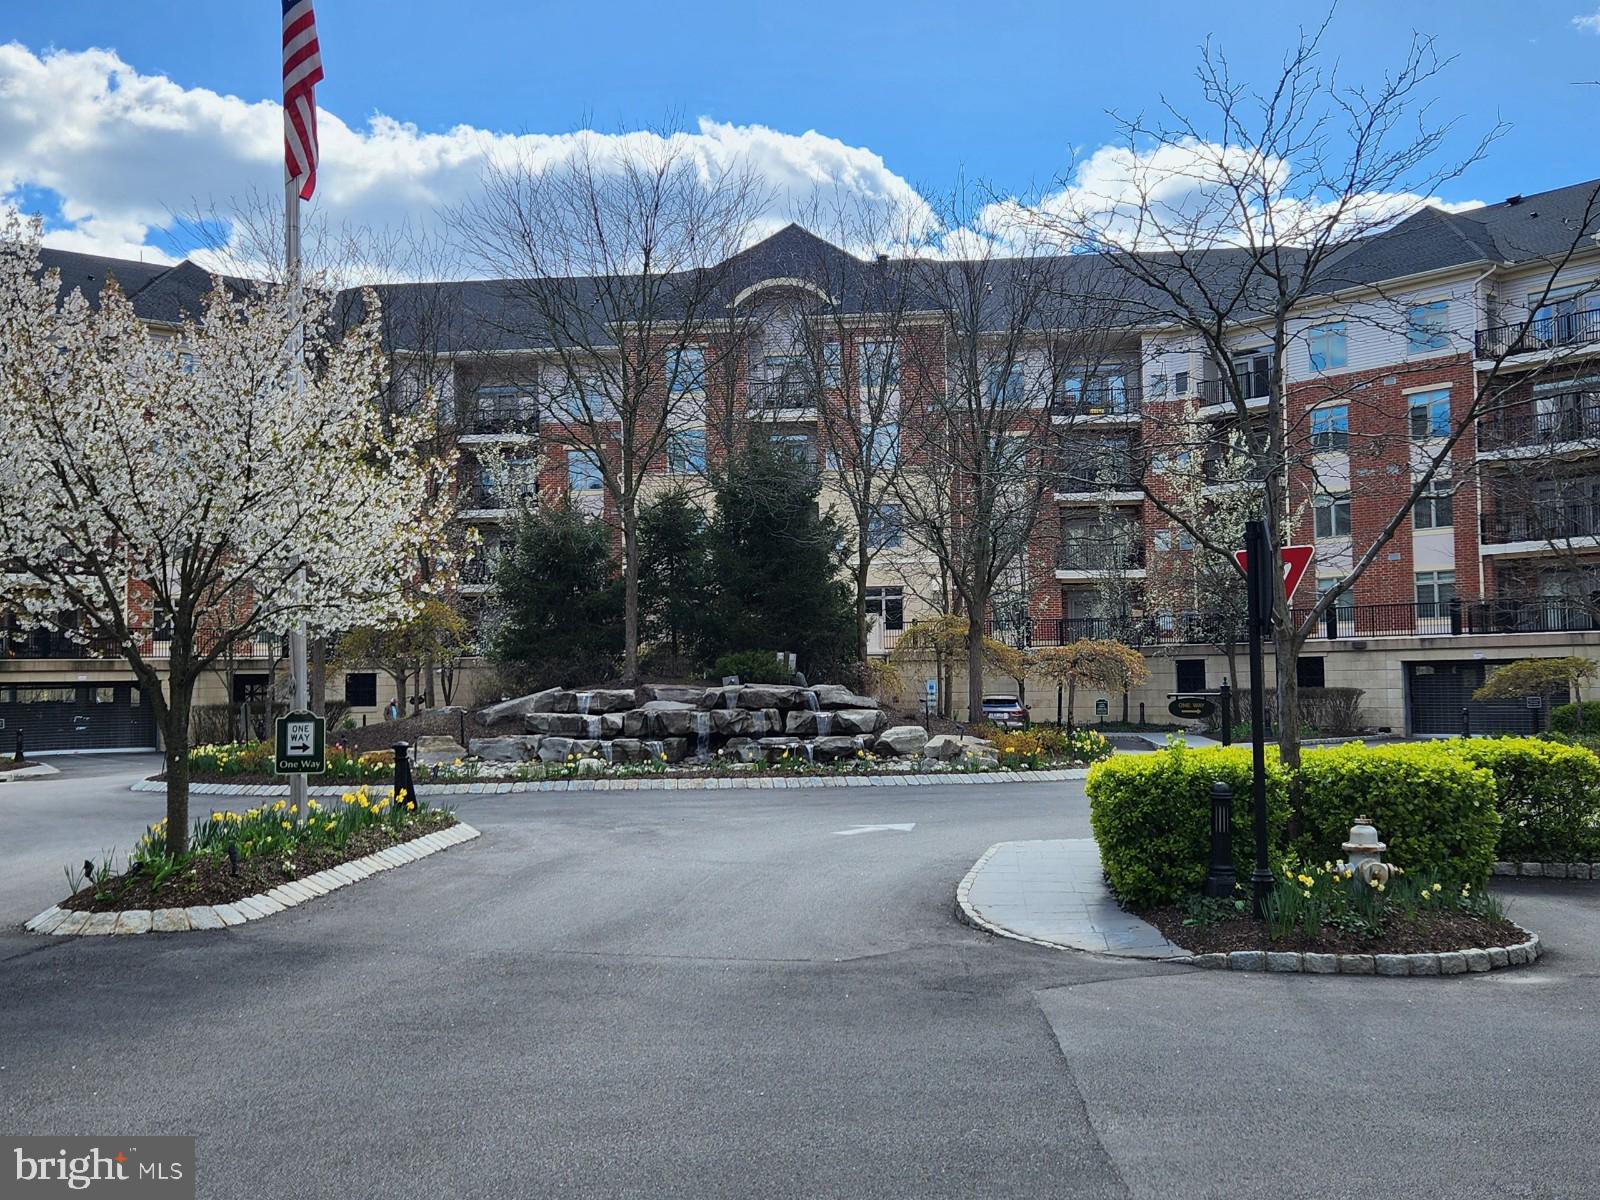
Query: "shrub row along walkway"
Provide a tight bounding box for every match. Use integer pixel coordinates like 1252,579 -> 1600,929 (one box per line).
958,839 -> 1188,959
131,766 -> 1091,797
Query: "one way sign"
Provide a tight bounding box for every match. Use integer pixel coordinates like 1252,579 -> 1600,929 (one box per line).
274,709 -> 326,775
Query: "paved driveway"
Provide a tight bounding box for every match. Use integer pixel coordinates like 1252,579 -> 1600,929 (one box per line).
1,760 -> 1595,1198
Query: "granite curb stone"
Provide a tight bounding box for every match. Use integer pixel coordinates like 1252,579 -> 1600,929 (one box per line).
23,823 -> 481,936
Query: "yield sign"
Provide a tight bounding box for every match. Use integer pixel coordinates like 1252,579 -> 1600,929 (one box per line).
1234,544 -> 1315,598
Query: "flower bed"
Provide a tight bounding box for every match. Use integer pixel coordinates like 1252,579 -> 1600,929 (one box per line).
186,741 -> 393,784
1142,859 -> 1523,956
60,784 -> 454,913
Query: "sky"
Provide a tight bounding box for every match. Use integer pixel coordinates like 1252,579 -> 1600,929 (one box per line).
2,0 -> 1598,269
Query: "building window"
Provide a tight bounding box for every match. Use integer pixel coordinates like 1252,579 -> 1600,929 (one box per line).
344,672 -> 378,707
987,363 -> 1025,405
861,341 -> 900,393
667,346 -> 705,397
769,433 -> 815,466
1309,405 -> 1349,451
823,341 -> 843,390
1409,388 -> 1451,440
666,429 -> 706,474
1407,301 -> 1450,352
1231,347 -> 1271,401
1313,494 -> 1351,539
1415,569 -> 1457,617
1316,577 -> 1354,622
867,504 -> 903,550
1175,659 -> 1207,693
1174,370 -> 1190,396
568,451 -> 603,491
232,673 -> 269,704
1412,477 -> 1453,529
1296,656 -> 1326,688
865,585 -> 904,631
1307,322 -> 1348,372
870,422 -> 900,467
1153,529 -> 1173,552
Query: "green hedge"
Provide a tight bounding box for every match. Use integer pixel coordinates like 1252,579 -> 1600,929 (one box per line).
1452,738 -> 1600,862
1087,745 -> 1290,906
1550,701 -> 1600,734
1294,742 -> 1500,886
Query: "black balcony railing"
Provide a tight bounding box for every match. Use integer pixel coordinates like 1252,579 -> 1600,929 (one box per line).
1464,598 -> 1600,635
747,378 -> 818,410
1056,540 -> 1146,572
463,407 -> 537,435
1475,307 -> 1600,359
1051,381 -> 1142,419
1197,373 -> 1271,406
1478,394 -> 1600,451
1482,502 -> 1600,545
1058,457 -> 1140,494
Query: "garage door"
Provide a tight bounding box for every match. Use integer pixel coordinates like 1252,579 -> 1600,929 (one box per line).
0,682 -> 158,753
1406,661 -> 1567,736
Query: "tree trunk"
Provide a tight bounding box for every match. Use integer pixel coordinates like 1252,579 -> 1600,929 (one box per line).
965,613 -> 985,726
422,651 -> 436,709
855,547 -> 870,665
162,674 -> 195,856
389,671 -> 406,717
622,515 -> 640,686
1274,630 -> 1303,767
1224,645 -> 1241,725
1066,679 -> 1077,729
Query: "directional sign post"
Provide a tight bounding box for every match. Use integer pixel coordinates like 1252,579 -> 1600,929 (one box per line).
274,709 -> 326,776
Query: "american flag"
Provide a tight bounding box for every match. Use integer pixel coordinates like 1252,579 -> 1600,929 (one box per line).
282,0 -> 325,201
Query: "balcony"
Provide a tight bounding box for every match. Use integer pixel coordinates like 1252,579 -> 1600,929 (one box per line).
1475,307 -> 1600,360
462,388 -> 538,437
1481,502 -> 1600,546
1056,538 -> 1145,574
1057,461 -> 1141,497
1289,598 -> 1600,640
747,377 -> 817,414
1051,380 -> 1142,422
1478,393 -> 1600,453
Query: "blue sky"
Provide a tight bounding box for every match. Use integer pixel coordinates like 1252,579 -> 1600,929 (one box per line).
3,1 -> 1597,263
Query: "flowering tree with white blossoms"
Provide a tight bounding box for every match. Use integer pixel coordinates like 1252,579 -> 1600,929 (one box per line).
0,220 -> 449,853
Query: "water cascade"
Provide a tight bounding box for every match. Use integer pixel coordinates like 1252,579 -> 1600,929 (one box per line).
643,739 -> 666,763
814,711 -> 832,737
691,711 -> 712,759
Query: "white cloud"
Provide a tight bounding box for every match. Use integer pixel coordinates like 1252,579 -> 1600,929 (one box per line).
1574,9 -> 1600,34
0,43 -> 930,273
0,42 -> 1484,275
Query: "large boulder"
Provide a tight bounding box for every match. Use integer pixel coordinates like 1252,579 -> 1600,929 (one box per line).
711,707 -> 755,737
809,684 -> 879,710
655,737 -> 689,764
832,708 -> 886,736
621,701 -> 694,738
810,735 -> 863,762
412,736 -> 467,767
524,712 -> 587,737
704,685 -> 742,710
737,684 -> 806,711
479,688 -> 563,724
538,736 -> 602,763
571,688 -> 636,714
636,684 -> 712,706
874,726 -> 929,757
600,712 -> 624,738
470,735 -> 543,763
921,734 -> 964,761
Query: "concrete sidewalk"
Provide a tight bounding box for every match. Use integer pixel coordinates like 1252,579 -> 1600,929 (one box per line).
957,838 -> 1188,959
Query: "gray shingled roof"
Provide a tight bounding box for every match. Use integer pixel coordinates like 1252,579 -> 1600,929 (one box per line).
36,176 -> 1600,342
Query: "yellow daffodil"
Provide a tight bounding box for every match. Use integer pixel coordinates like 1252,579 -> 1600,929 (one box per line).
280,821 -> 291,830
1432,883 -> 1443,893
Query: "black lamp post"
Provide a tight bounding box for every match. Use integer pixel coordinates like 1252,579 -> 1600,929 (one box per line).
1244,519 -> 1275,916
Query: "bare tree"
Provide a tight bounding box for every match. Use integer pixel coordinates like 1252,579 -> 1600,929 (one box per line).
454,132 -> 770,684
1023,22 -> 1600,763
893,187 -> 1128,723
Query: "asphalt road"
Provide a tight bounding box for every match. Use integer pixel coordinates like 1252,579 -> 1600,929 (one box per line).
1,760 -> 1596,1199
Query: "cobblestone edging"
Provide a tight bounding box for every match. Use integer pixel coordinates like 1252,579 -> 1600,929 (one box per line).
22,823 -> 480,937
1176,929 -> 1542,976
131,767 -> 1091,798
1491,861 -> 1600,881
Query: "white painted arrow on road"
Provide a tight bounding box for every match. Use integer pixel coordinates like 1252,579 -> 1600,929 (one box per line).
832,823 -> 916,836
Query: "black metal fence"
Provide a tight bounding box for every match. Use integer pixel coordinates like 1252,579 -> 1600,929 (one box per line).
1475,307 -> 1600,359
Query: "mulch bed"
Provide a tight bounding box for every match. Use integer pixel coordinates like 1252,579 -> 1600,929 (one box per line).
0,759 -> 42,773
58,810 -> 456,914
1140,905 -> 1525,956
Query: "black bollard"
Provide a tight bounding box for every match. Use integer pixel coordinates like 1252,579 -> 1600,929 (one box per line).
13,728 -> 24,764
1203,781 -> 1238,898
1461,707 -> 1471,739
1217,679 -> 1233,747
392,741 -> 417,811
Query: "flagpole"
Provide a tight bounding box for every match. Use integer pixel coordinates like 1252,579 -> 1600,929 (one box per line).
286,176 -> 310,820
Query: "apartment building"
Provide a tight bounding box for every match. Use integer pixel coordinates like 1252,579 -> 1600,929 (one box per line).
7,179 -> 1599,749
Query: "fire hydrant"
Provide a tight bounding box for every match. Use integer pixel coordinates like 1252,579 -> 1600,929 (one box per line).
1341,816 -> 1393,888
